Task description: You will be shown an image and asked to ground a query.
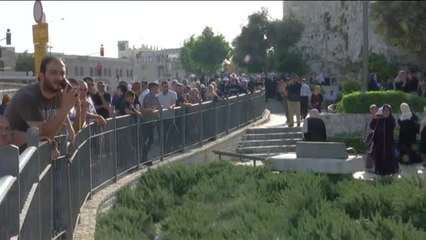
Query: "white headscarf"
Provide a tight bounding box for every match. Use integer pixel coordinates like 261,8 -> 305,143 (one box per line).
302,109 -> 320,133
420,106 -> 426,133
400,103 -> 412,121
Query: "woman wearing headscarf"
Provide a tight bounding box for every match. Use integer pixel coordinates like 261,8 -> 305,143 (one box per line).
419,107 -> 426,167
310,85 -> 323,113
363,104 -> 377,172
398,103 -> 421,164
302,109 -> 326,141
370,104 -> 399,176
368,73 -> 380,91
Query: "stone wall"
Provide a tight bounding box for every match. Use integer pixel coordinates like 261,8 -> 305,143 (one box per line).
321,112 -> 426,137
283,1 -> 417,79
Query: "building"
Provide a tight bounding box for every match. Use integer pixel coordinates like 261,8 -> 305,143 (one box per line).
118,41 -> 185,82
2,41 -> 185,91
0,46 -> 16,72
54,53 -> 134,90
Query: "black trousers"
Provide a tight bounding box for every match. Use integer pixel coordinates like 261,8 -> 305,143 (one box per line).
300,96 -> 309,119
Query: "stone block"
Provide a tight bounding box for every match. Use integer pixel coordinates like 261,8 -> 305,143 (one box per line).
296,141 -> 348,159
267,153 -> 364,174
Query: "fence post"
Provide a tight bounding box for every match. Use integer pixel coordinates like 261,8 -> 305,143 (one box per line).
181,105 -> 186,152
226,97 -> 230,134
136,117 -> 141,170
214,101 -> 218,138
246,94 -> 250,124
237,94 -> 241,128
0,145 -> 20,238
113,115 -> 118,182
159,108 -> 164,162
198,101 -> 203,146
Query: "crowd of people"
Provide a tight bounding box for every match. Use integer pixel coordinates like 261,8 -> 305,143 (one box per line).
0,55 -> 265,160
363,103 -> 426,176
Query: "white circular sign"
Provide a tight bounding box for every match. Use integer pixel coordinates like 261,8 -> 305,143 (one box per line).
33,1 -> 43,24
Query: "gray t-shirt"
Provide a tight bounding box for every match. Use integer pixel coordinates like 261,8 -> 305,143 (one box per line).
5,83 -> 62,132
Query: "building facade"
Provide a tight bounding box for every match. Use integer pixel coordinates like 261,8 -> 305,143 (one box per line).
0,46 -> 16,72
118,41 -> 186,83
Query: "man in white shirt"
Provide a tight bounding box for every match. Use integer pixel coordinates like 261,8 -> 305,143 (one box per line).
300,78 -> 312,119
157,80 -> 178,152
138,81 -> 150,108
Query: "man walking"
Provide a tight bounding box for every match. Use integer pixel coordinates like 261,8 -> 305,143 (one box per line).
285,75 -> 302,127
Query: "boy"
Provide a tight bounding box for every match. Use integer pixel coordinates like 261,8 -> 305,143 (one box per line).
124,91 -> 142,117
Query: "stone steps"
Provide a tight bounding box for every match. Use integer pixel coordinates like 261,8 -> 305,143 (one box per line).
237,145 -> 296,154
236,127 -> 303,159
239,138 -> 302,147
242,132 -> 302,141
246,127 -> 302,134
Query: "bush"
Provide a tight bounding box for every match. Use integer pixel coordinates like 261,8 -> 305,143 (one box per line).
341,80 -> 363,95
337,90 -> 426,113
96,161 -> 426,239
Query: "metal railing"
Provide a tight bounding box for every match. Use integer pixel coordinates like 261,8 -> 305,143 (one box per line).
0,90 -> 265,240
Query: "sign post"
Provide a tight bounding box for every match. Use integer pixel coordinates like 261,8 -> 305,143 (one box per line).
33,0 -> 48,77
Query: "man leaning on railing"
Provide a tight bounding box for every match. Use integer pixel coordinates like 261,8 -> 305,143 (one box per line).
4,56 -> 79,157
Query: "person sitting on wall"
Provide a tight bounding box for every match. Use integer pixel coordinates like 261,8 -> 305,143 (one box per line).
302,109 -> 327,142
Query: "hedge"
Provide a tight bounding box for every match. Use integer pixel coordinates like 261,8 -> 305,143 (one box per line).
96,161 -> 426,240
337,90 -> 426,113
341,80 -> 362,95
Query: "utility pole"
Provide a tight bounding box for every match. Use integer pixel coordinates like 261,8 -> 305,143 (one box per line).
362,1 -> 369,92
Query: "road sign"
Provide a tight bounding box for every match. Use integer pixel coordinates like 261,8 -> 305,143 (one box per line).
34,42 -> 47,77
32,23 -> 49,43
33,1 -> 43,24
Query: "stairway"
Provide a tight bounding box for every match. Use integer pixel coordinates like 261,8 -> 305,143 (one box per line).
236,127 -> 303,159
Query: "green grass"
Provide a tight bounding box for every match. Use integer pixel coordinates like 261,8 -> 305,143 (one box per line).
95,161 -> 426,240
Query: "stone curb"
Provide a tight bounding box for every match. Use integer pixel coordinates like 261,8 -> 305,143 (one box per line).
74,109 -> 271,240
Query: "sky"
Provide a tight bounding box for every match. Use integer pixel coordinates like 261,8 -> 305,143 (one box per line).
0,1 -> 283,58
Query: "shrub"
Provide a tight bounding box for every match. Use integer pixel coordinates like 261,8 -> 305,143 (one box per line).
96,161 -> 426,239
341,79 -> 362,95
337,90 -> 426,113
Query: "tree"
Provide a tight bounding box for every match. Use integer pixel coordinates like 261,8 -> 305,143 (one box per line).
15,51 -> 35,72
371,1 -> 426,56
268,12 -> 305,74
232,8 -> 305,74
232,8 -> 270,73
180,27 -> 231,76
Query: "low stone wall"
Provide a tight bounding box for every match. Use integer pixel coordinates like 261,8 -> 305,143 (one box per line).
321,112 -> 426,137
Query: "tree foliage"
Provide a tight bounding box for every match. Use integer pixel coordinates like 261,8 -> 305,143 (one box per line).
232,8 -> 305,74
371,1 -> 426,56
15,51 -> 35,73
180,27 -> 231,76
232,8 -> 270,73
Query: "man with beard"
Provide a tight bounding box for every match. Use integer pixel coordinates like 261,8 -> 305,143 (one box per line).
5,55 -> 79,151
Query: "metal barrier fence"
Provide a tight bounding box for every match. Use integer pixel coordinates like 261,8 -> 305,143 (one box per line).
0,82 -> 27,98
0,90 -> 265,240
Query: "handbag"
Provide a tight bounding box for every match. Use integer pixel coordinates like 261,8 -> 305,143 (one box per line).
364,118 -> 378,145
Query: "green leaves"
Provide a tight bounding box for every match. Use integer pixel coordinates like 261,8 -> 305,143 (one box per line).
232,8 -> 305,74
96,161 -> 426,239
180,27 -> 231,76
371,1 -> 426,56
15,51 -> 35,73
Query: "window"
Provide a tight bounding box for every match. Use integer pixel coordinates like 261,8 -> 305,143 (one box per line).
103,68 -> 107,77
74,66 -> 79,76
126,69 -> 129,77
90,67 -> 93,76
119,68 -> 123,76
79,67 -> 84,76
108,68 -> 111,77
130,69 -> 133,78
116,69 -> 119,77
